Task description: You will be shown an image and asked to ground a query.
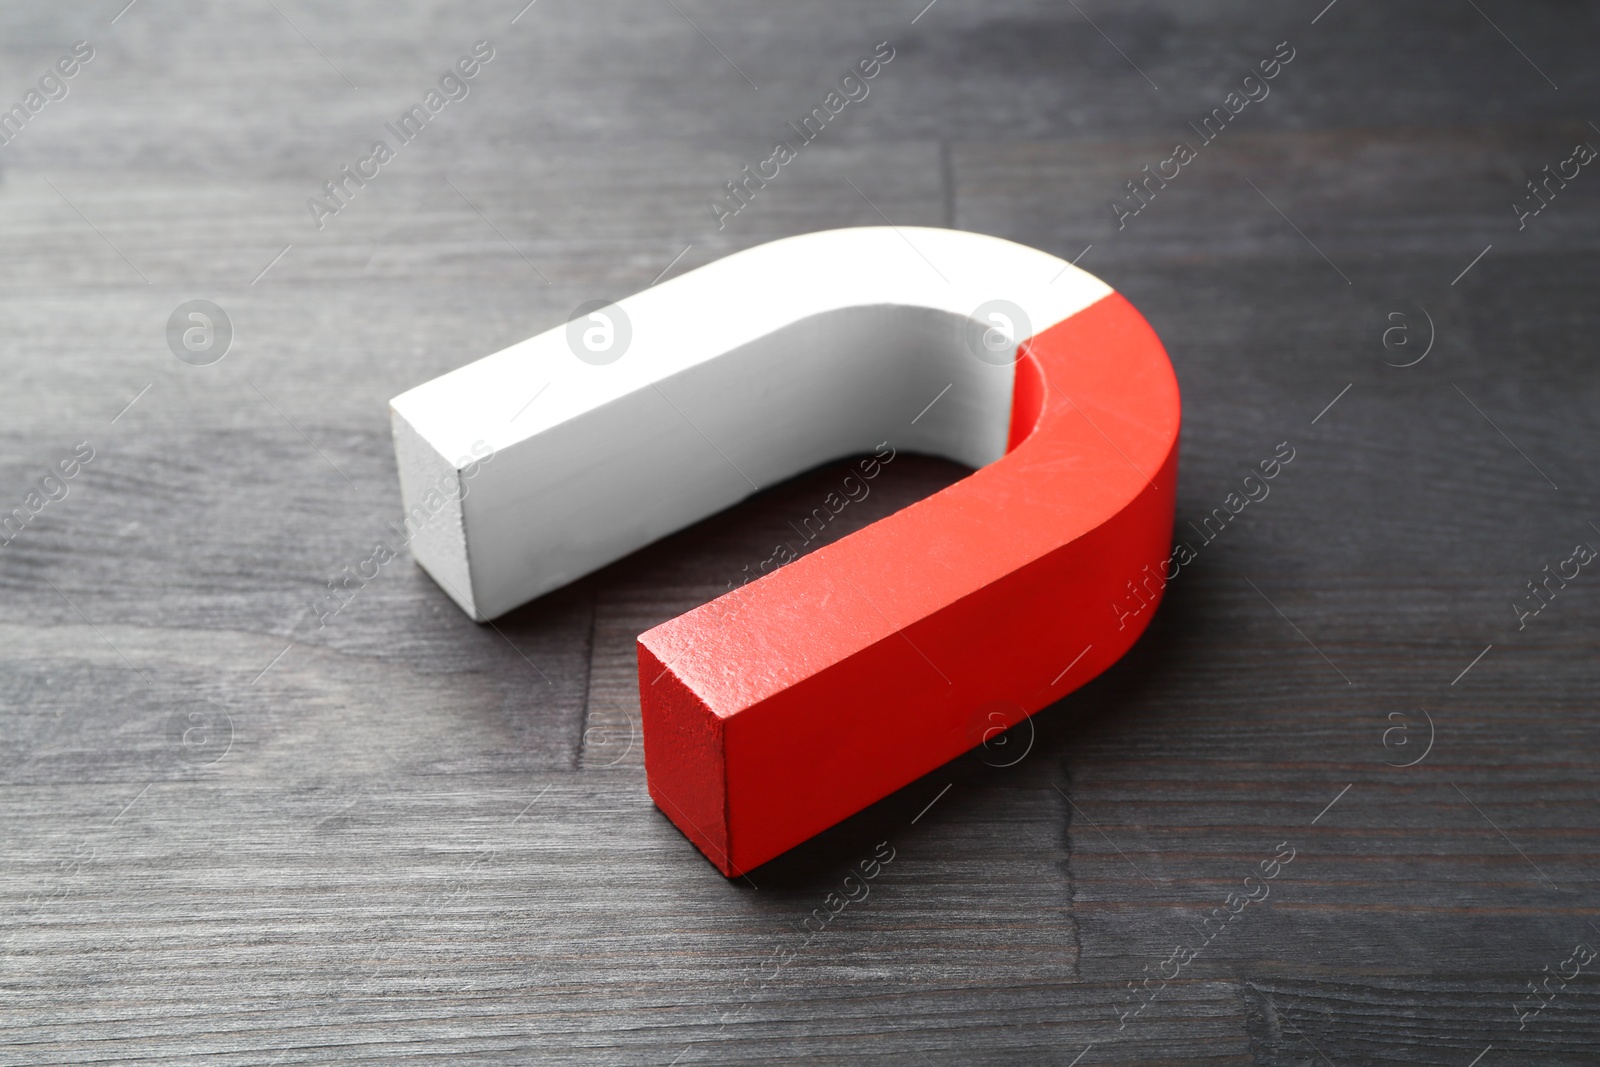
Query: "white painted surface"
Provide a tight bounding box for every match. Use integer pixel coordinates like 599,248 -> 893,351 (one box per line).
389,227 -> 1112,620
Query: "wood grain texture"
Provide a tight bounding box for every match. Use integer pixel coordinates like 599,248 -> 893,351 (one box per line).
2,0 -> 1597,1063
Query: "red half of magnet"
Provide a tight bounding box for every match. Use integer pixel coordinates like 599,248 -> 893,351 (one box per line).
638,291 -> 1181,876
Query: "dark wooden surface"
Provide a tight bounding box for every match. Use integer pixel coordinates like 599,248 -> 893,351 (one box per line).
3,1 -> 1599,1063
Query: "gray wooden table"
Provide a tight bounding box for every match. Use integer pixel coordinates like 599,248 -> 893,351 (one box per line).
3,1 -> 1598,1063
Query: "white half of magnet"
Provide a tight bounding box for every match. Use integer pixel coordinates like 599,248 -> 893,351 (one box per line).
388,226 -> 1111,621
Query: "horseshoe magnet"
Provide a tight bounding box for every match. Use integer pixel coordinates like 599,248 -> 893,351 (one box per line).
389,227 -> 1180,876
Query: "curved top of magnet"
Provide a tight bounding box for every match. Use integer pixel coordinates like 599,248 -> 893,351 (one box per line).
392,227 -> 1111,464
389,227 -> 1177,632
